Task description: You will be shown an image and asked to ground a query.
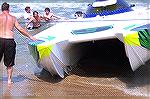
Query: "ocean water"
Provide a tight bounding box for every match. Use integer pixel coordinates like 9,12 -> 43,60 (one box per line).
10,3 -> 89,19
0,0 -> 149,19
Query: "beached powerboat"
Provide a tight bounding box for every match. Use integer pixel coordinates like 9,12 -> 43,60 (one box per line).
28,0 -> 150,78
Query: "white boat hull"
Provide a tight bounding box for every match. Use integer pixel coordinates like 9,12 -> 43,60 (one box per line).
28,4 -> 150,78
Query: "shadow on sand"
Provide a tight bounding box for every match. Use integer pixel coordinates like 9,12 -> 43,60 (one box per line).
34,69 -> 63,83
70,39 -> 150,88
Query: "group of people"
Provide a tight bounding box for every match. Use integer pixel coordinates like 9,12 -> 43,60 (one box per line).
24,6 -> 60,30
24,6 -> 85,30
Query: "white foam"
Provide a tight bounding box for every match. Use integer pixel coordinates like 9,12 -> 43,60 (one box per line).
113,84 -> 148,96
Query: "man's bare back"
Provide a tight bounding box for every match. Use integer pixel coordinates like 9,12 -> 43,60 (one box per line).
0,11 -> 16,38
0,10 -> 36,40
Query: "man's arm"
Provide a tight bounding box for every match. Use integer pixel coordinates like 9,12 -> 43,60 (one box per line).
52,13 -> 61,19
14,18 -> 36,40
25,17 -> 34,29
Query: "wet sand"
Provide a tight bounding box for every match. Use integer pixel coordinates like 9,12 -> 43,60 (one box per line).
1,24 -> 150,99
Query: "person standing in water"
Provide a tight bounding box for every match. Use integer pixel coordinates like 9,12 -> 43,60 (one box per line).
0,2 -> 36,85
43,7 -> 60,22
26,11 -> 41,29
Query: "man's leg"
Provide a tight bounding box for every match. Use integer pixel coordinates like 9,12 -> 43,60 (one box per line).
4,39 -> 16,85
7,66 -> 13,84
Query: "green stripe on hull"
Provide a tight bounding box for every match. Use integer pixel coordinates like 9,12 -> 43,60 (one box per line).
124,29 -> 150,50
124,24 -> 138,30
138,29 -> 150,49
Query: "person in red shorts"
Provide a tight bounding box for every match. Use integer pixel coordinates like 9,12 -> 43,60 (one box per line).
0,2 -> 36,85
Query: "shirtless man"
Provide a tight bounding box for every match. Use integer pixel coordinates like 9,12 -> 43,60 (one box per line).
0,2 -> 36,85
26,11 -> 41,29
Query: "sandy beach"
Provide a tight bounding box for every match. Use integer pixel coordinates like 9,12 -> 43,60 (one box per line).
1,26 -> 150,98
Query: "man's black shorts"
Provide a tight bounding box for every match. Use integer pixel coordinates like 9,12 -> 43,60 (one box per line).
0,38 -> 16,67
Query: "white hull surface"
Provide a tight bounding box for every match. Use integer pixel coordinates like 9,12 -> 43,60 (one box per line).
28,1 -> 150,78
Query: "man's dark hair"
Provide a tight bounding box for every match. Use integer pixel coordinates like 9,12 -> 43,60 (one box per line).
33,11 -> 38,15
25,6 -> 30,11
45,7 -> 50,12
1,2 -> 9,11
75,11 -> 83,15
75,11 -> 83,17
